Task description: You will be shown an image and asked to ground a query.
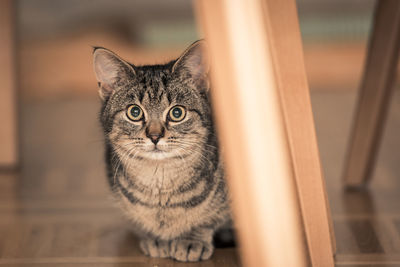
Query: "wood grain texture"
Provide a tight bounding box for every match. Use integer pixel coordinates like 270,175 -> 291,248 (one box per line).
343,0 -> 400,187
262,0 -> 336,266
196,0 -> 307,266
0,0 -> 18,167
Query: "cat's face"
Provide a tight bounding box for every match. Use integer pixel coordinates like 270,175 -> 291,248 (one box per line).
93,41 -> 212,162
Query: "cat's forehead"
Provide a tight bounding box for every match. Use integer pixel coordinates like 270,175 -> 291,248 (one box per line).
139,88 -> 169,112
133,68 -> 170,108
131,67 -> 195,108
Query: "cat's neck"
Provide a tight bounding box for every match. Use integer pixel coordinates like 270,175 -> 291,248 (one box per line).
121,155 -> 200,193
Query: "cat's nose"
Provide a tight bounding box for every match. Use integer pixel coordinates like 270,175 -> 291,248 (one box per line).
148,134 -> 162,144
146,123 -> 165,145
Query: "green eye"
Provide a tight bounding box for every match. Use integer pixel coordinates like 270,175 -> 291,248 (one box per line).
127,105 -> 143,121
169,106 -> 186,122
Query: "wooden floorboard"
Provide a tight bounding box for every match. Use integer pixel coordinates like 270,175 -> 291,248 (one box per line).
0,90 -> 400,266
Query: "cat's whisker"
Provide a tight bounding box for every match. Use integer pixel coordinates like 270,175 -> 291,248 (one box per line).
112,157 -> 122,187
180,146 -> 215,167
172,140 -> 217,156
124,147 -> 140,166
179,139 -> 218,150
172,145 -> 210,168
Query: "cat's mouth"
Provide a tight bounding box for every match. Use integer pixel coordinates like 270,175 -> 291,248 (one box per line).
152,147 -> 163,153
140,145 -> 171,160
144,151 -> 170,160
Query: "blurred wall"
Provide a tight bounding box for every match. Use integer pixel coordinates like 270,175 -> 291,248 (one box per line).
17,0 -> 389,101
17,0 -> 197,100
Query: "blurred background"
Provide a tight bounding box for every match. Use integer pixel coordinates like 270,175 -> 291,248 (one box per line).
17,0 -> 376,99
1,0 -> 400,266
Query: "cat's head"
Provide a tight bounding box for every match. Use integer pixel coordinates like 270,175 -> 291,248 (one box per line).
93,40 -> 215,162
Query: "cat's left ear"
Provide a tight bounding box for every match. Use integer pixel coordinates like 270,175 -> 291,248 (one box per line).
172,40 -> 210,91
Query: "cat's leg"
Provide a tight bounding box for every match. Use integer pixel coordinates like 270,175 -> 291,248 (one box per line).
139,238 -> 170,258
214,227 -> 236,248
169,227 -> 214,262
213,219 -> 236,248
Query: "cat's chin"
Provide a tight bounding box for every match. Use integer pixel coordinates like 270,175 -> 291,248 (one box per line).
142,150 -> 173,161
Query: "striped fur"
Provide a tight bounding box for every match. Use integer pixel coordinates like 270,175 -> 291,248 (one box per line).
93,41 -> 231,262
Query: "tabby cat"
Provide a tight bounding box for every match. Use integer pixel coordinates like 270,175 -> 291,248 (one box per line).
93,40 -> 231,262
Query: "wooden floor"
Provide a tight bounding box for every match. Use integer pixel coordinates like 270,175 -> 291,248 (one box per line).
0,89 -> 400,266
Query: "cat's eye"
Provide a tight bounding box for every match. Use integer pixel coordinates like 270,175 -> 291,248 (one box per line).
168,106 -> 186,122
126,105 -> 144,121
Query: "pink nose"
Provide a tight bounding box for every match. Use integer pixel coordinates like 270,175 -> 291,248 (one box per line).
145,121 -> 165,145
149,134 -> 161,144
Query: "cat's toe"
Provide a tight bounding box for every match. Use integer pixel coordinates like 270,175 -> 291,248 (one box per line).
139,239 -> 169,258
170,239 -> 213,262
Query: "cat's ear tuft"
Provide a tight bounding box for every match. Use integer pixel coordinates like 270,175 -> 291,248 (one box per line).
93,47 -> 135,100
172,40 -> 210,88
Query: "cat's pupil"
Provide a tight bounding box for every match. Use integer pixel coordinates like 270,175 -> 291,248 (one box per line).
172,108 -> 182,118
131,106 -> 141,117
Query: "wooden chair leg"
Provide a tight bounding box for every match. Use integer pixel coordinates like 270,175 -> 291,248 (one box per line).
196,0 -> 334,266
0,0 -> 18,168
263,0 -> 336,264
343,0 -> 400,188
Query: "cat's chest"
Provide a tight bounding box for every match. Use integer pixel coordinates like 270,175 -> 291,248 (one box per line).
127,162 -> 194,190
117,163 -> 215,238
119,194 -> 197,238
117,175 -> 213,238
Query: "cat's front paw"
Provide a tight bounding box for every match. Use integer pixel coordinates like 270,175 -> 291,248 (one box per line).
169,239 -> 214,262
139,239 -> 169,258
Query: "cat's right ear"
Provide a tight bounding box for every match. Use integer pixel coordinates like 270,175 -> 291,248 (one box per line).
93,47 -> 135,100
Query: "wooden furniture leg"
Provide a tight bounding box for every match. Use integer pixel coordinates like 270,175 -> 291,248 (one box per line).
196,0 -> 334,266
343,0 -> 400,188
263,0 -> 336,264
0,0 -> 18,168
